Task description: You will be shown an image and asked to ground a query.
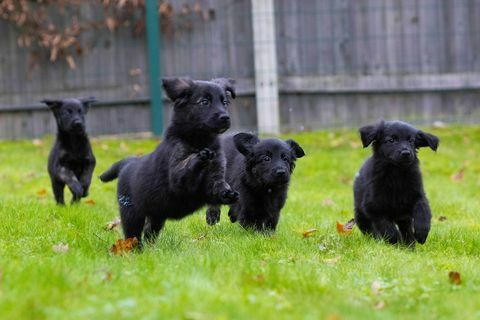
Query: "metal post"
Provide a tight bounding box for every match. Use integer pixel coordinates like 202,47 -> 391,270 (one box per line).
251,0 -> 280,134
146,0 -> 163,136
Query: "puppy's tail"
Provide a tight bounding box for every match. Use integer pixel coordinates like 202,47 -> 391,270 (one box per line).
99,157 -> 136,182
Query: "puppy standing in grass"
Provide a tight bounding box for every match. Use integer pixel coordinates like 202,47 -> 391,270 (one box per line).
354,120 -> 439,246
206,133 -> 305,232
100,78 -> 239,243
43,98 -> 97,205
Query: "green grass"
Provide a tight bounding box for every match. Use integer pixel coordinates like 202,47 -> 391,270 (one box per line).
0,126 -> 479,320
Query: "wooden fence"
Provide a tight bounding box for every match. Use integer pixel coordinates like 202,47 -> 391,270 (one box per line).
1,0 -> 479,139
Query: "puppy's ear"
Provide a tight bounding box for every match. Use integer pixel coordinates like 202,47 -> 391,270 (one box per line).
359,121 -> 384,148
162,77 -> 194,101
79,97 -> 97,113
212,78 -> 236,99
286,139 -> 305,158
234,132 -> 260,156
41,99 -> 62,111
416,130 -> 439,151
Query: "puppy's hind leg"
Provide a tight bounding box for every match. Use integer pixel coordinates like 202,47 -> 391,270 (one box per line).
354,208 -> 373,235
120,206 -> 145,241
206,205 -> 221,225
143,216 -> 166,243
51,179 -> 65,205
397,218 -> 416,248
371,219 -> 401,244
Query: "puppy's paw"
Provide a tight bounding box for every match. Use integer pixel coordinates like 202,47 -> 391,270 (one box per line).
198,148 -> 216,161
206,207 -> 221,225
82,189 -> 89,198
414,228 -> 429,244
228,208 -> 238,223
71,184 -> 84,198
220,189 -> 239,204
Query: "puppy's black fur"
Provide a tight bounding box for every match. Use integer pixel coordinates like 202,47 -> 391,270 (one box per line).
100,77 -> 239,242
43,97 -> 97,205
206,133 -> 305,232
354,120 -> 439,246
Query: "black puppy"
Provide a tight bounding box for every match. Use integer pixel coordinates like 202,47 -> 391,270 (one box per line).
43,97 -> 97,205
100,77 -> 239,242
354,120 -> 439,246
206,133 -> 305,232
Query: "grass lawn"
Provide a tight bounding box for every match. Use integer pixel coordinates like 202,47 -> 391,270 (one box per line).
0,125 -> 479,319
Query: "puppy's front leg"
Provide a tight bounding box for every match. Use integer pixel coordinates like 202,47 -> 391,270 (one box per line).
205,152 -> 238,205
371,219 -> 401,244
57,166 -> 84,203
169,147 -> 214,193
79,157 -> 96,197
412,199 -> 432,244
206,205 -> 221,225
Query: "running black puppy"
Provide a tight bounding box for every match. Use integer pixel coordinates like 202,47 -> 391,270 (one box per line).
354,120 -> 439,246
100,77 -> 238,242
43,97 -> 97,205
206,133 -> 305,232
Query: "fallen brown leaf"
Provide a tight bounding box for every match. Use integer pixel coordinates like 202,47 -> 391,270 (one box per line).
32,139 -> 43,146
371,280 -> 382,296
105,218 -> 121,231
448,271 -> 461,285
52,243 -> 69,253
110,237 -> 139,255
323,198 -> 334,206
102,271 -> 112,282
37,188 -> 48,197
251,274 -> 265,284
324,257 -> 340,265
438,216 -> 447,222
337,219 -> 355,235
302,228 -> 317,238
450,168 -> 465,182
85,198 -> 96,205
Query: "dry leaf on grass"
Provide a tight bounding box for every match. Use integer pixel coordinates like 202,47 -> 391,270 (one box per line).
302,228 -> 317,238
450,168 -> 465,182
85,199 -> 96,205
337,219 -> 355,235
323,198 -> 334,206
324,257 -> 340,265
105,218 -> 121,231
438,216 -> 447,222
32,139 -> 43,146
52,243 -> 69,253
110,237 -> 139,255
371,280 -> 382,296
448,271 -> 461,285
37,188 -> 48,197
251,274 -> 265,284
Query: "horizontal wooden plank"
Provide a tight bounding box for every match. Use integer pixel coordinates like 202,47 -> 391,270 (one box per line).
280,73 -> 480,93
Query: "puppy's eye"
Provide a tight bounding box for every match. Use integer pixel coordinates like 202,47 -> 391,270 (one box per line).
199,99 -> 210,106
263,156 -> 271,162
281,154 -> 288,161
223,100 -> 229,106
409,138 -> 415,143
387,138 -> 395,143
67,109 -> 73,114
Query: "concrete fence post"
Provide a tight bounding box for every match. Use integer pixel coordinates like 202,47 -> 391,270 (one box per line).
251,0 -> 280,134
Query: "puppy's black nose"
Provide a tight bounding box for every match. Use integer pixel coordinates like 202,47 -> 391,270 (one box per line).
219,115 -> 230,123
275,168 -> 287,176
401,150 -> 411,157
